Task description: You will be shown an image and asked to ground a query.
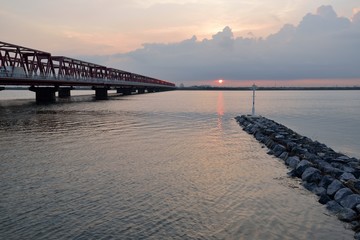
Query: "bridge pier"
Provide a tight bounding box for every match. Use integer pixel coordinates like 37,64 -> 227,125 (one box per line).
117,88 -> 133,95
93,87 -> 108,100
29,86 -> 58,102
137,88 -> 145,94
58,87 -> 72,98
159,88 -> 173,92
147,88 -> 157,93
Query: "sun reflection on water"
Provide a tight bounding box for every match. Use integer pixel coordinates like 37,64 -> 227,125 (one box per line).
217,91 -> 224,130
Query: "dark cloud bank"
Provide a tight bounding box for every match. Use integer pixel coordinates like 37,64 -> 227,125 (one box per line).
86,6 -> 360,85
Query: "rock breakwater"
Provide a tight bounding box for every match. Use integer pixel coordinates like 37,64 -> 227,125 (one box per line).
235,115 -> 360,239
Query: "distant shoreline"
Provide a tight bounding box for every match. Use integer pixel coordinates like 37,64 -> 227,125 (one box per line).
177,86 -> 360,91
2,86 -> 360,91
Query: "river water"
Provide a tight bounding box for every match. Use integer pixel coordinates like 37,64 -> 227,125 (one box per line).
1,90 -> 359,239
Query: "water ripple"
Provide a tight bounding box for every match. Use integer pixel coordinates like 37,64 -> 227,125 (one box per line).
0,91 -> 356,239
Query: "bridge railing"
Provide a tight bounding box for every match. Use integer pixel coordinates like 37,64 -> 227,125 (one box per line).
0,71 -> 174,87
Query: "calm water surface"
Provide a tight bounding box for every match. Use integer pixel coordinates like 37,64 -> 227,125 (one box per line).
1,90 -> 359,239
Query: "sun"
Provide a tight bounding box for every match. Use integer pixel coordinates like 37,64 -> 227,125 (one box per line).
218,79 -> 223,84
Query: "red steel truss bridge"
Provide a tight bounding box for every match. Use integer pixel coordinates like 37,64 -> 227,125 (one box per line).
0,41 -> 175,101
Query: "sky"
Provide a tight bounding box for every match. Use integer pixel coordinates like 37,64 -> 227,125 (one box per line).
1,0 -> 360,86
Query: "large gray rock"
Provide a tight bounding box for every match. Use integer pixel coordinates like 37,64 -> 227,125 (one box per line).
334,188 -> 353,203
303,152 -> 319,163
279,152 -> 288,160
351,221 -> 360,232
339,172 -> 356,182
301,167 -> 322,183
274,134 -> 285,142
286,156 -> 300,169
319,175 -> 335,188
355,232 -> 360,240
290,146 -> 308,156
317,161 -> 335,174
265,139 -> 275,148
334,155 -> 350,163
332,169 -> 346,179
313,186 -> 326,196
350,179 -> 360,192
342,166 -> 355,173
326,200 -> 343,213
255,132 -> 264,141
295,160 -> 312,177
285,141 -> 297,151
340,194 -> 360,209
327,179 -> 344,197
319,194 -> 331,204
273,144 -> 286,157
303,182 -> 317,192
337,208 -> 357,222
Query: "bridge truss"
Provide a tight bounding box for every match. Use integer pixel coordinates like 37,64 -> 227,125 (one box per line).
0,41 -> 175,88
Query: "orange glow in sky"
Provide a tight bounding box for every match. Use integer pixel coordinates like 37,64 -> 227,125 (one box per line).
1,1 -> 358,55
218,79 -> 223,84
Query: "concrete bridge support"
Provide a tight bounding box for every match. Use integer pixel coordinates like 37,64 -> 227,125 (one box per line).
29,86 -> 58,102
117,88 -> 133,95
159,88 -> 174,92
146,88 -> 156,93
58,87 -> 72,98
94,87 -> 108,100
137,88 -> 145,94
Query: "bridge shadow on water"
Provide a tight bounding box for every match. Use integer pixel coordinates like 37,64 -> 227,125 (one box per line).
0,92 -> 133,107
0,93 -> 137,134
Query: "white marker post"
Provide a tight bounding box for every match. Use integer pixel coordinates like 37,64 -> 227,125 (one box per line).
252,84 -> 257,116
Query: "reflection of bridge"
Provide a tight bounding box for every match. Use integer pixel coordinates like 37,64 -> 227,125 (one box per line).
0,41 -> 175,102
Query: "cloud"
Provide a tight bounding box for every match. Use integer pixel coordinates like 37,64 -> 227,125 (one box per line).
84,5 -> 360,85
297,5 -> 351,35
353,11 -> 360,24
